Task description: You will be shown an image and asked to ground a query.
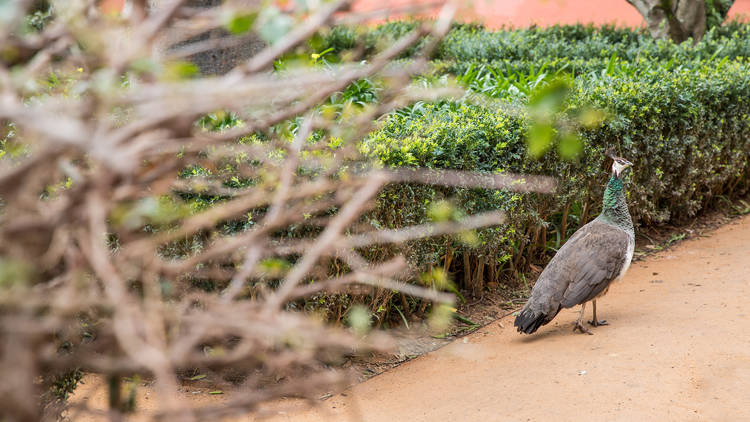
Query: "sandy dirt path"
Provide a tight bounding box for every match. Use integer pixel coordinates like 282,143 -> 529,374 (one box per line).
261,214 -> 750,422
71,214 -> 750,421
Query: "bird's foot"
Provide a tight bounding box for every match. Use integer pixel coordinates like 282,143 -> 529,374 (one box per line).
588,319 -> 608,327
573,321 -> 594,335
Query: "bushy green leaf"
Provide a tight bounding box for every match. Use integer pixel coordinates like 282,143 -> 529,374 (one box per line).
224,11 -> 258,35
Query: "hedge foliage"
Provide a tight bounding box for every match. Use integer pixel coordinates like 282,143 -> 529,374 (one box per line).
318,21 -> 750,67
436,22 -> 750,63
342,22 -> 750,297
188,23 -> 750,319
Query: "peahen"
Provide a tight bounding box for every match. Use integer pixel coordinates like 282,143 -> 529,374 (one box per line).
514,151 -> 635,335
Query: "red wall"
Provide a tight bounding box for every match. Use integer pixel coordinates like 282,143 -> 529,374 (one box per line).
352,0 -> 750,28
100,0 -> 750,28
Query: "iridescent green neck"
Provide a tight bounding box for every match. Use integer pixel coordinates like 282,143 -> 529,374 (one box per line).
602,176 -> 624,209
596,175 -> 634,236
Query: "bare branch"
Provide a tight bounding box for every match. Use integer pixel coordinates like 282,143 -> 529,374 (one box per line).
0,2 -> 559,420
266,173 -> 389,309
386,168 -> 558,193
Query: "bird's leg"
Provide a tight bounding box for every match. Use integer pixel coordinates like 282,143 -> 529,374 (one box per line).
588,300 -> 609,326
573,302 -> 593,335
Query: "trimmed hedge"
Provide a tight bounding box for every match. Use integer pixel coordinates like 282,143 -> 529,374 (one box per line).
356,23 -> 750,296
317,21 -> 750,65
435,22 -> 750,64
177,22 -> 750,324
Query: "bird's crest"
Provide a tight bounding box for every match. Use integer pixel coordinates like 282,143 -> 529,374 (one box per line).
605,148 -> 633,178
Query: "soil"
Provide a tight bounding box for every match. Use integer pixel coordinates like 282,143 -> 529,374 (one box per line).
70,208 -> 750,421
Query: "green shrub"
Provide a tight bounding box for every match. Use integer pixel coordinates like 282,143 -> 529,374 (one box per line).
436,23 -> 750,63
319,20 -> 750,67
231,22 -> 750,306
365,56 -> 750,292
314,21 -> 424,58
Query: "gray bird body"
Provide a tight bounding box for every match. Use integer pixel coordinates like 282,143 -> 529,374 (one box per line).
515,162 -> 635,335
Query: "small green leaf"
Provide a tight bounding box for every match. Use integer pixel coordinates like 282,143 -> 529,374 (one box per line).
558,133 -> 583,160
458,230 -> 480,247
428,303 -> 454,333
526,123 -> 554,158
164,61 -> 199,80
419,268 -> 448,289
578,107 -> 606,129
529,77 -> 570,115
427,200 -> 454,222
259,258 -> 291,277
346,305 -> 371,336
259,8 -> 293,44
209,390 -> 223,395
225,12 -> 257,35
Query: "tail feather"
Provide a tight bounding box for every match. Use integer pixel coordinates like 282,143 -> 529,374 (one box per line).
513,308 -> 548,334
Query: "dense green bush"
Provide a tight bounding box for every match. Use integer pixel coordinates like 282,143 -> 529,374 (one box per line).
244,22 -> 750,312
161,22 -> 750,326
313,21 -> 424,60
358,23 -> 750,296
435,22 -> 750,64
316,20 -> 750,66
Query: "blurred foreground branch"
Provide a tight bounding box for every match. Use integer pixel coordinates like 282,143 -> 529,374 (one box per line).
0,1 -> 554,420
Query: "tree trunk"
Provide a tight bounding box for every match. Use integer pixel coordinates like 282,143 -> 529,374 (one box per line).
626,0 -> 707,42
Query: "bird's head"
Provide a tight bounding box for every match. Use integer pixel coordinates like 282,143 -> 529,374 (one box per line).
605,148 -> 633,179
